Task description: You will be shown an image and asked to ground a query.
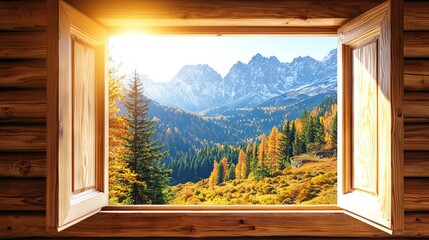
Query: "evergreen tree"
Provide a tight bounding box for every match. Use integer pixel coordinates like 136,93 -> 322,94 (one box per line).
108,59 -> 135,205
331,112 -> 337,147
217,161 -> 224,184
124,71 -> 170,204
244,143 -> 252,178
227,163 -> 236,181
314,116 -> 325,145
278,120 -> 291,170
292,131 -> 305,156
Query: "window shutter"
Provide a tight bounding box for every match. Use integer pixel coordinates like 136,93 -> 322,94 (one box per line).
47,0 -> 108,232
337,0 -> 403,234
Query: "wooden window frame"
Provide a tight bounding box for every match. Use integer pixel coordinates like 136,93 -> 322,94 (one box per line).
47,0 -> 403,237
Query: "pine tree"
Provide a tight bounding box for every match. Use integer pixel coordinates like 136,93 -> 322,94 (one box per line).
331,112 -> 337,147
314,116 -> 325,145
244,143 -> 252,178
235,150 -> 244,179
217,161 -> 224,184
108,59 -> 135,205
267,126 -> 280,172
124,71 -> 170,204
227,162 -> 236,181
292,130 -> 305,156
278,120 -> 291,169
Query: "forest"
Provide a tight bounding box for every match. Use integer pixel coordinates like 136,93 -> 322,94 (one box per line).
108,61 -> 338,205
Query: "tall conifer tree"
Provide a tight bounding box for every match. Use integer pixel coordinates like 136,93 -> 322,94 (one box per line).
124,71 -> 170,204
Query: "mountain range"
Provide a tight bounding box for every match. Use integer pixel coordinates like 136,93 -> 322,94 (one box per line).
140,49 -> 337,114
134,49 -> 338,163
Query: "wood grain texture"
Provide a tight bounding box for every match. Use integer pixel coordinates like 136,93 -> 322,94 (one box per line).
64,0 -> 383,29
352,42 -> 378,194
0,89 -> 46,123
61,211 -> 388,237
0,0 -> 46,31
404,152 -> 429,177
5,211 -> 429,238
0,125 -> 45,151
0,152 -> 45,177
0,211 -> 391,238
110,26 -> 339,35
404,178 -> 429,211
404,100 -> 429,119
389,0 -> 404,234
404,60 -> 429,91
46,0 -> 59,233
0,212 -> 48,238
404,0 -> 429,31
0,31 -> 46,59
404,124 -> 429,151
0,60 -> 46,87
72,40 -> 96,194
404,31 -> 429,58
0,178 -> 45,211
404,212 -> 429,237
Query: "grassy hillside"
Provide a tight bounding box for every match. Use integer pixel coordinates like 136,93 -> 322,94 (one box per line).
169,155 -> 337,205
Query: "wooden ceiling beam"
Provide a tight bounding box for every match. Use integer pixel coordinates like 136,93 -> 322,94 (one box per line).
64,0 -> 385,30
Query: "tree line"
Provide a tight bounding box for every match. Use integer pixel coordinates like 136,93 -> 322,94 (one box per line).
206,99 -> 337,186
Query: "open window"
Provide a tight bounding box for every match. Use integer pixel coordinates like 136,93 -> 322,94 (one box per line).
337,2 -> 402,233
47,0 -> 402,235
47,1 -> 108,232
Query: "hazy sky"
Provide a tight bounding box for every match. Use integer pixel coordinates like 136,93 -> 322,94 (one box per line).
109,35 -> 336,83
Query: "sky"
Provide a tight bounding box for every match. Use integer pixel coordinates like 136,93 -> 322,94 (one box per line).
109,35 -> 337,83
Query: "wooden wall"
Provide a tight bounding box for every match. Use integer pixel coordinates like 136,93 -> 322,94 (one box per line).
402,0 -> 429,236
1,0 -> 429,238
0,0 -> 47,217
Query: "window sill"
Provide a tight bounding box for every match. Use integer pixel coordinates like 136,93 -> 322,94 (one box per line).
57,208 -> 388,238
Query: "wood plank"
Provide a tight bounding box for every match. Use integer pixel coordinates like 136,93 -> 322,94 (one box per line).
0,0 -> 46,31
404,31 -> 429,58
110,26 -> 339,35
0,125 -> 45,152
46,0 -> 59,233
6,211 -> 429,238
0,152 -> 45,177
0,60 -> 46,87
352,42 -> 378,194
0,178 -> 45,211
404,60 -> 429,91
405,152 -> 429,177
404,212 -> 429,237
72,40 -> 96,194
0,212 -> 48,238
64,0 -> 384,28
405,178 -> 429,211
404,1 -> 429,31
404,124 -> 429,151
404,100 -> 429,119
390,0 -> 405,234
0,89 -> 46,123
0,32 -> 46,59
63,211 -> 385,237
404,92 -> 429,101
